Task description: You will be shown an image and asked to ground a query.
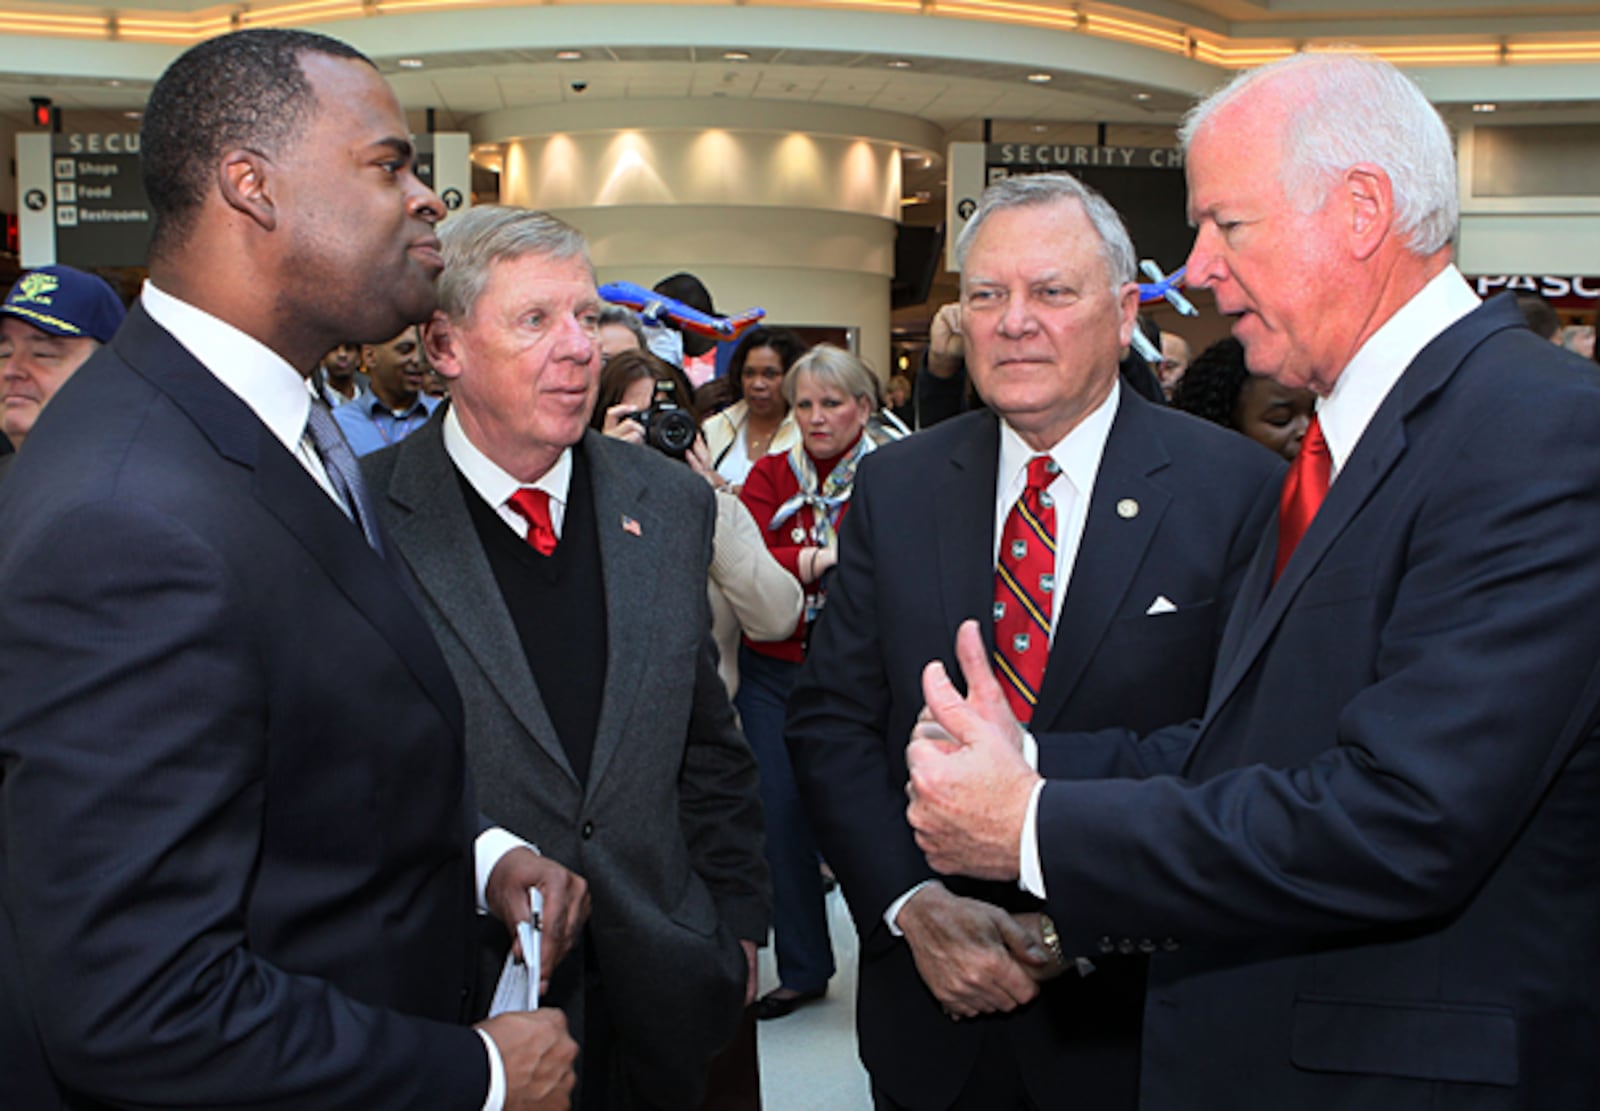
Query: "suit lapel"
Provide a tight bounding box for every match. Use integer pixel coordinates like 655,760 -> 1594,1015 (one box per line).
584,433 -> 662,795
935,415 -> 1003,659
115,306 -> 463,734
381,418 -> 578,785
1030,392 -> 1172,728
1203,295 -> 1526,725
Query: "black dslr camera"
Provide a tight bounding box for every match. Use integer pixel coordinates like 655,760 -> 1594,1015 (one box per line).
627,379 -> 698,461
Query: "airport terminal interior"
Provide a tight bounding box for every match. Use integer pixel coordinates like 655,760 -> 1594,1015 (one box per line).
3,2 -> 1599,1107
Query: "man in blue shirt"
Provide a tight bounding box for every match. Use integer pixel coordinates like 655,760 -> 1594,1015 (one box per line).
335,323 -> 437,454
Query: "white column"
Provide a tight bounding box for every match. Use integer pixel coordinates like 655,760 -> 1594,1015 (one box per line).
475,99 -> 943,377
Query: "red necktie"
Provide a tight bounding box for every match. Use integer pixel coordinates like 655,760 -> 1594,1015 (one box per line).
506,487 -> 558,556
994,455 -> 1058,723
1274,414 -> 1329,582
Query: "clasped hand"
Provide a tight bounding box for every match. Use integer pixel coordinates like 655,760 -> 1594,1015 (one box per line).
898,884 -> 1065,1020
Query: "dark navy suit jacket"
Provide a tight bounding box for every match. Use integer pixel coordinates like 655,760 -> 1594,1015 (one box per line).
1034,295 -> 1600,1110
0,305 -> 488,1109
786,389 -> 1283,1109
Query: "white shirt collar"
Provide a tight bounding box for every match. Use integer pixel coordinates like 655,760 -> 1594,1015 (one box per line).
998,378 -> 1120,506
140,279 -> 312,457
442,403 -> 572,513
1318,264 -> 1480,477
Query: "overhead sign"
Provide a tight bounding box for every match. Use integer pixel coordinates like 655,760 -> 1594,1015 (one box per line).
16,132 -> 152,268
1467,275 -> 1600,309
986,143 -> 1185,170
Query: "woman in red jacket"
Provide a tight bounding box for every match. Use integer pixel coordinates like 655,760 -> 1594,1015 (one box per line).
737,343 -> 887,1020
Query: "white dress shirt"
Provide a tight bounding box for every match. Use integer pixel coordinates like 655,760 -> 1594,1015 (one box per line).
1017,265 -> 1483,900
142,282 -> 525,1111
443,404 -> 572,538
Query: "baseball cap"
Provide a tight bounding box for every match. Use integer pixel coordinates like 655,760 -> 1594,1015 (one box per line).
1,265 -> 126,344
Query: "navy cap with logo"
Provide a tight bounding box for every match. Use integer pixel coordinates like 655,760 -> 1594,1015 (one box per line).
1,265 -> 126,345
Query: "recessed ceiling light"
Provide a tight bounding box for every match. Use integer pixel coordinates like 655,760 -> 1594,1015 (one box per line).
556,51 -> 583,61
1026,72 -> 1052,84
397,58 -> 425,69
723,51 -> 751,61
887,59 -> 912,69
1473,102 -> 1498,113
1133,91 -> 1153,102
1031,123 -> 1048,133
123,110 -> 142,119
106,79 -> 123,88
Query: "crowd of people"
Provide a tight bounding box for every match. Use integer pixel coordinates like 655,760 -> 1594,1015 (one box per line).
4,24 -> 1600,1111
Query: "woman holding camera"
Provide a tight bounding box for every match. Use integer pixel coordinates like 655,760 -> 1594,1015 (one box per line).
702,327 -> 806,491
593,350 -> 803,700
736,343 -> 890,1020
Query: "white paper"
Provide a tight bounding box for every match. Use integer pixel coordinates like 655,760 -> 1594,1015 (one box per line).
488,887 -> 544,1015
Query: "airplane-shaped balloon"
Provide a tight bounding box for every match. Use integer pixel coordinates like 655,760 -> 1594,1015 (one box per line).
1131,261 -> 1197,364
1137,261 -> 1198,317
598,281 -> 766,341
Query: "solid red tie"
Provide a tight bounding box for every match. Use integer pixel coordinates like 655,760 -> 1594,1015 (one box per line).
1274,414 -> 1329,582
993,455 -> 1058,723
506,487 -> 558,556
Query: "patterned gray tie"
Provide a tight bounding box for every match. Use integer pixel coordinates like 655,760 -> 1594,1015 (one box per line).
303,399 -> 385,557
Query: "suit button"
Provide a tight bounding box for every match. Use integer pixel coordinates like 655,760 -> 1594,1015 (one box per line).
581,820 -> 595,840
1097,936 -> 1115,954
1162,938 -> 1180,952
1138,938 -> 1156,954
1117,938 -> 1135,955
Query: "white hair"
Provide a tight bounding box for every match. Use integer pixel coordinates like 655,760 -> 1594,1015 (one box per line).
1178,51 -> 1458,255
953,172 -> 1138,290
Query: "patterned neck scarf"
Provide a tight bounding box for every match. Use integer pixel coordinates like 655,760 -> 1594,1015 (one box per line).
768,432 -> 874,549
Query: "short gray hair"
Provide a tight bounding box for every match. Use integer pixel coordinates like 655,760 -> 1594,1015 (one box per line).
953,172 -> 1138,289
1179,51 -> 1458,255
436,205 -> 593,320
598,304 -> 647,347
784,343 -> 879,407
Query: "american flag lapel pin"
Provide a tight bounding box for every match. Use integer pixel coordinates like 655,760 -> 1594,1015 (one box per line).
621,515 -> 642,537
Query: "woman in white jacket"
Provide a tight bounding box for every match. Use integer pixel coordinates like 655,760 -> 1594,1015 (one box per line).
701,327 -> 806,491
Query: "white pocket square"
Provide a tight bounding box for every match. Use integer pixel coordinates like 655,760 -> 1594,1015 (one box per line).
1145,595 -> 1178,616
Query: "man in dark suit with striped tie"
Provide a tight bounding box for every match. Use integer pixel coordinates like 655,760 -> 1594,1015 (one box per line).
785,171 -> 1283,1111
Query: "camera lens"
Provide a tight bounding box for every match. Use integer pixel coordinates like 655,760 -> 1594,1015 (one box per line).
651,409 -> 698,458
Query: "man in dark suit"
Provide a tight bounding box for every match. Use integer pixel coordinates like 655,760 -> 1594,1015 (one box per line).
363,205 -> 770,1111
0,30 -> 581,1110
784,172 -> 1282,1110
908,53 -> 1600,1111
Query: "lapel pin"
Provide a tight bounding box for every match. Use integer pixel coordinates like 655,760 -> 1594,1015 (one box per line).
1117,498 -> 1140,519
621,515 -> 642,537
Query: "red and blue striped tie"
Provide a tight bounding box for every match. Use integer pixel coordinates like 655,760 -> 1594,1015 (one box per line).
993,454 -> 1058,723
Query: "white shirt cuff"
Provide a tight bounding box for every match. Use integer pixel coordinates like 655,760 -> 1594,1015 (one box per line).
475,827 -> 538,913
883,879 -> 941,937
1019,778 -> 1048,899
477,1028 -> 506,1111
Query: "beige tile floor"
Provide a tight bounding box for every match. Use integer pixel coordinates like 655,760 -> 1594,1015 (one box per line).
754,888 -> 873,1111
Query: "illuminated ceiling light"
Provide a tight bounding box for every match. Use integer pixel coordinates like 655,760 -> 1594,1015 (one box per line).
397,57 -> 425,69
1031,123 -> 1048,133
938,0 -> 1077,31
556,50 -> 583,61
1082,12 -> 1188,53
1026,72 -> 1052,83
1473,103 -> 1498,112
1506,41 -> 1600,62
723,50 -> 751,61
1133,91 -> 1153,101
887,59 -> 912,68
